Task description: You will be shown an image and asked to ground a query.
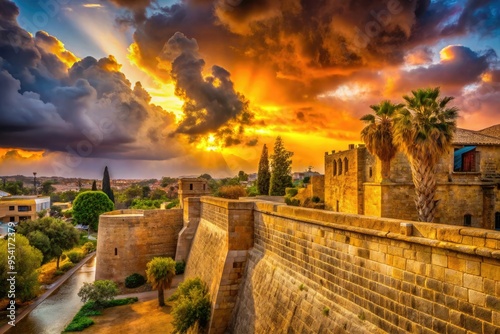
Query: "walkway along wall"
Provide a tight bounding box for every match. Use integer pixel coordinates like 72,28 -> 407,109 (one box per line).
183,198 -> 500,333
96,209 -> 183,282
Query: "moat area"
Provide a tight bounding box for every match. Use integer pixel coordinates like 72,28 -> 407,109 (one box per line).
8,257 -> 96,334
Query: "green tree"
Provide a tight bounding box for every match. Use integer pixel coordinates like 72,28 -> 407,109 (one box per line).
17,217 -> 80,269
161,176 -> 178,187
393,87 -> 458,222
78,280 -> 118,308
269,137 -> 293,196
102,166 -> 115,203
0,235 -> 42,301
91,180 -> 97,191
73,191 -> 114,231
237,171 -> 248,182
0,180 -> 26,195
150,188 -> 167,200
171,278 -> 211,334
198,174 -> 212,181
257,144 -> 271,195
142,185 -> 151,198
360,100 -> 404,181
146,257 -> 176,306
41,181 -> 56,195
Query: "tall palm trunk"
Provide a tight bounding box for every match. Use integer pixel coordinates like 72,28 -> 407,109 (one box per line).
158,287 -> 165,306
409,157 -> 438,222
381,159 -> 391,181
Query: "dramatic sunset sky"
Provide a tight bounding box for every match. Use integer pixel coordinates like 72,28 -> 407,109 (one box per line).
0,0 -> 499,178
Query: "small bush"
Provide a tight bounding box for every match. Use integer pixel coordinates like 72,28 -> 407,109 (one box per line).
61,254 -> 67,261
171,278 -> 211,334
285,197 -> 300,206
67,250 -> 85,263
78,280 -> 118,308
125,273 -> 146,288
286,188 -> 298,197
217,185 -> 246,199
312,196 -> 321,203
323,307 -> 330,316
175,261 -> 186,275
54,269 -> 64,276
303,176 -> 310,184
82,242 -> 96,254
64,315 -> 94,332
60,262 -> 75,272
299,284 -> 305,291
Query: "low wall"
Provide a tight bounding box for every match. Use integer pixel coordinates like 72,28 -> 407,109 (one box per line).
95,209 -> 183,282
229,202 -> 500,334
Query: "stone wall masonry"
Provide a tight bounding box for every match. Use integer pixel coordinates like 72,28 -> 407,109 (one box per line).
184,197 -> 254,334
96,209 -> 183,282
176,197 -> 201,262
230,202 -> 500,334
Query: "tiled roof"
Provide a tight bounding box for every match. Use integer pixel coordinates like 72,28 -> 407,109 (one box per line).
478,124 -> 500,139
453,128 -> 500,146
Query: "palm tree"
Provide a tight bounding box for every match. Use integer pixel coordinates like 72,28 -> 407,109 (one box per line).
146,257 -> 176,306
393,87 -> 458,222
360,100 -> 404,181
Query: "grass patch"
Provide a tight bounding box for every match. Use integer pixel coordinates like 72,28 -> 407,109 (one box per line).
63,298 -> 138,332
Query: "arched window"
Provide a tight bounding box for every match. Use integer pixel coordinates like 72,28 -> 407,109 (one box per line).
344,157 -> 349,174
464,214 -> 472,227
338,159 -> 342,175
495,212 -> 500,230
333,160 -> 337,176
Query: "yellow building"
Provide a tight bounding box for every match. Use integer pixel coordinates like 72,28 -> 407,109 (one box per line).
0,192 -> 51,223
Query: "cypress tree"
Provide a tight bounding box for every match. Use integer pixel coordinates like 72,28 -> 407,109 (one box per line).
257,144 -> 270,195
91,180 -> 97,191
102,166 -> 115,203
269,136 -> 293,196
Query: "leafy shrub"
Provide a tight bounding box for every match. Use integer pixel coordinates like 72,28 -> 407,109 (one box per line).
63,209 -> 73,218
54,269 -> 64,276
60,262 -> 75,272
125,273 -> 146,288
312,196 -> 321,203
246,185 -> 259,197
166,199 -> 180,209
64,315 -> 94,332
67,250 -> 85,263
78,280 -> 118,308
303,176 -> 310,184
82,242 -> 96,254
171,278 -> 211,334
286,188 -> 298,197
217,185 -> 246,199
61,254 -> 67,261
285,197 -> 300,206
175,261 -> 186,275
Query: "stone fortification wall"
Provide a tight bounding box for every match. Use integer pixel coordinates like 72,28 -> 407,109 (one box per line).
96,209 -> 183,282
184,197 -> 253,334
230,202 -> 500,334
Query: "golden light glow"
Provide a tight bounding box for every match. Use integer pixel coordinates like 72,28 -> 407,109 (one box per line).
481,72 -> 492,82
318,83 -> 370,101
82,4 -> 103,8
0,148 -> 45,160
36,31 -> 79,68
196,134 -> 223,152
439,45 -> 457,62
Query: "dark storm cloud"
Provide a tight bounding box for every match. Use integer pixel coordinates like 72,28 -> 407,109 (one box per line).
396,46 -> 496,93
108,0 -> 152,22
161,32 -> 255,146
0,1 -> 179,160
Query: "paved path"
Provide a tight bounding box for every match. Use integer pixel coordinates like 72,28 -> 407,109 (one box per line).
0,252 -> 96,334
116,274 -> 185,302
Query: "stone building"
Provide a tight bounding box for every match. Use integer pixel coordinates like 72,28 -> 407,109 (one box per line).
324,125 -> 500,229
178,178 -> 211,208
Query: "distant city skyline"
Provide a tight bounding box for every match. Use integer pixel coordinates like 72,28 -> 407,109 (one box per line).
0,0 -> 499,178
